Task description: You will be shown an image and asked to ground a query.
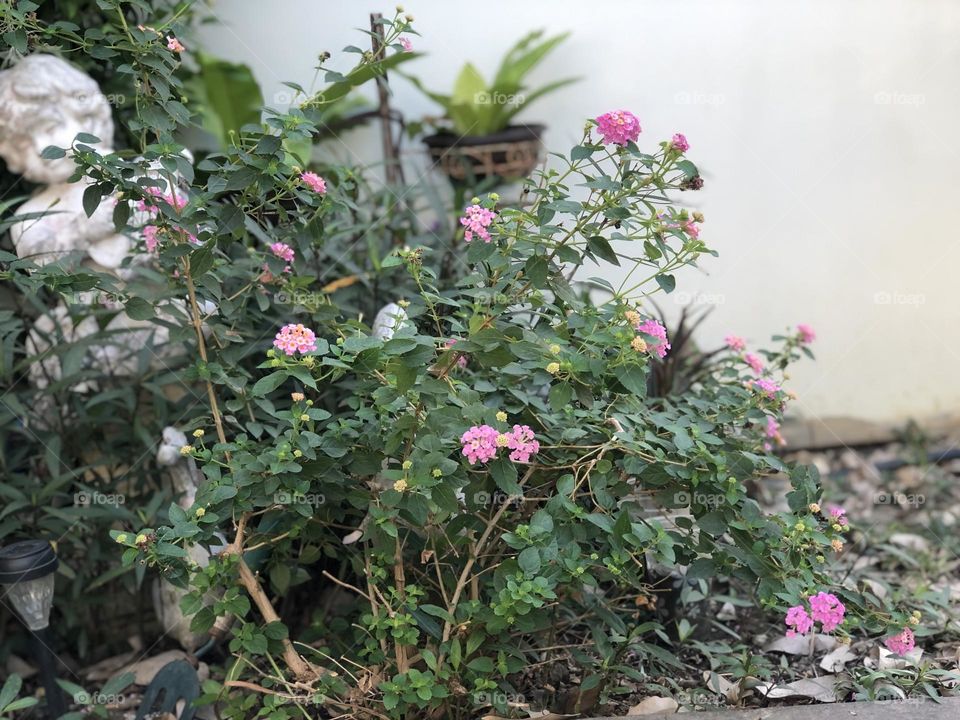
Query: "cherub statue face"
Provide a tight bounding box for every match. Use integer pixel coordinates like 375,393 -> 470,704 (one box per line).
0,54 -> 114,184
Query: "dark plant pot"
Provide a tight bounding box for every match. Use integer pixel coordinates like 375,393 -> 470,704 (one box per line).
422,124 -> 545,186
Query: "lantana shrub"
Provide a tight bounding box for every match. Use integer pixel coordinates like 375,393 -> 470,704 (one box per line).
2,6 -> 924,718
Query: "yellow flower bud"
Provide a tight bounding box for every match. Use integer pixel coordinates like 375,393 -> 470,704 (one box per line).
300,414 -> 310,422
293,449 -> 302,458
135,534 -> 148,545
809,503 -> 821,513
291,392 -> 305,402
631,336 -> 647,352
180,445 -> 193,455
831,538 -> 844,553
393,478 -> 408,492
192,428 -> 205,438
115,533 -> 128,544
195,507 -> 206,518
402,460 -> 413,470
495,433 -> 510,447
546,362 -> 561,374
495,411 -> 508,422
432,468 -> 442,478
549,344 -> 561,355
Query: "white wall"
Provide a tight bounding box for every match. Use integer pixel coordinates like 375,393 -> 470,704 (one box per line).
197,0 -> 960,424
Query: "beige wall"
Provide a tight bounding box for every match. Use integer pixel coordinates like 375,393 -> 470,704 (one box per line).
198,0 -> 960,424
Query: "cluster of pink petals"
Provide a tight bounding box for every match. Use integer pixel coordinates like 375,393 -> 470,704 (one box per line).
273,323 -> 318,356
829,506 -> 848,526
763,415 -> 784,452
634,318 -> 671,359
143,225 -> 160,252
786,592 -> 846,636
139,186 -> 187,214
752,378 -> 782,398
506,425 -> 540,463
797,323 -> 816,344
300,171 -> 327,194
460,425 -> 500,465
167,36 -> 185,53
725,335 -> 746,352
785,605 -> 814,637
809,591 -> 846,632
595,110 -> 641,146
460,204 -> 497,243
682,220 -> 700,239
444,338 -> 468,369
884,627 -> 916,655
460,424 -> 540,466
744,352 -> 764,375
399,36 -> 413,52
269,242 -> 295,274
670,133 -> 690,152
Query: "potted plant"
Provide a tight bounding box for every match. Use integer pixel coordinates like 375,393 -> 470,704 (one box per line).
405,30 -> 577,185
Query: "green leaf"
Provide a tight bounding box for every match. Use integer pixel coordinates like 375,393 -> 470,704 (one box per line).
82,184 -> 103,218
489,457 -> 521,495
124,297 -> 155,321
655,274 -> 676,293
190,245 -> 215,278
587,236 -> 620,266
518,547 -> 541,575
252,371 -> 289,397
0,674 -> 22,712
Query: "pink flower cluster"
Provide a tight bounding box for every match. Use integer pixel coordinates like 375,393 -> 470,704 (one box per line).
634,318 -> 671,359
744,352 -> 764,375
884,627 -> 915,655
273,323 -> 318,356
763,415 -> 784,452
595,110 -> 641,146
785,591 -> 846,637
399,36 -> 413,52
300,171 -> 327,194
460,424 -> 540,466
797,323 -> 816,344
506,425 -> 540,463
752,378 -> 782,398
460,204 -> 497,243
670,133 -> 690,152
167,36 -> 185,53
725,335 -> 746,352
829,506 -> 848,526
262,242 -> 295,279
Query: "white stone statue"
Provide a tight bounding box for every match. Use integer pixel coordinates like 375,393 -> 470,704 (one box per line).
0,54 -> 131,269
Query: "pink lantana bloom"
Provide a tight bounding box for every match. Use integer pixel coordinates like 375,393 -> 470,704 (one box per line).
269,242 -> 295,273
634,318 -> 671,359
682,220 -> 700,238
300,171 -> 327,194
595,110 -> 641,146
670,133 -> 690,152
808,592 -> 846,632
884,628 -> 915,655
444,338 -> 468,369
273,324 -> 318,356
399,36 -> 413,52
506,425 -> 540,463
460,425 -> 499,465
460,204 -> 497,243
797,323 -> 816,344
143,225 -> 160,252
744,352 -> 764,375
167,36 -> 185,53
829,506 -> 848,526
752,378 -> 781,399
785,605 -> 813,637
725,335 -> 746,352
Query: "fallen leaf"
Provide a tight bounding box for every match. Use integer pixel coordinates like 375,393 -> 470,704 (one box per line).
764,633 -> 836,655
756,675 -> 838,703
820,643 -> 858,672
120,650 -> 189,685
716,602 -> 737,621
626,696 -> 679,715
